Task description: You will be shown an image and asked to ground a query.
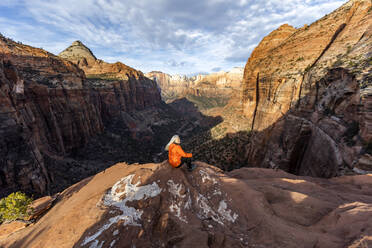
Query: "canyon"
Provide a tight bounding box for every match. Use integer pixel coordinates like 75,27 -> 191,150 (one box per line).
0,0 -> 372,246
145,68 -> 249,171
0,36 -> 191,198
0,0 -> 370,197
145,67 -> 243,109
0,0 -> 370,196
241,0 -> 372,177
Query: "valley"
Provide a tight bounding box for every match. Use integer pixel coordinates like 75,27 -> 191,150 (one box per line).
0,0 -> 371,247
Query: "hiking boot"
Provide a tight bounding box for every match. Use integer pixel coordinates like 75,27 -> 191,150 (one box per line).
188,163 -> 197,172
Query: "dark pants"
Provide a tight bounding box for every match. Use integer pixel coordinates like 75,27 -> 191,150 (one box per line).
176,157 -> 192,169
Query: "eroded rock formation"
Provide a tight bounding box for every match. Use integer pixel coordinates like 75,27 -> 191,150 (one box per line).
242,0 -> 372,177
59,40 -> 145,81
145,68 -> 243,109
1,162 -> 371,247
0,35 -> 162,197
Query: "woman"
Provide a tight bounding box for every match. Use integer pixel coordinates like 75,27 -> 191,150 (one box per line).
165,135 -> 195,171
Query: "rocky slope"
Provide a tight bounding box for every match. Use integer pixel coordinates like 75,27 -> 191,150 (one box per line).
0,36 -> 163,197
241,0 -> 372,177
145,67 -> 243,109
144,68 -> 250,170
59,40 -> 145,81
0,162 -> 371,248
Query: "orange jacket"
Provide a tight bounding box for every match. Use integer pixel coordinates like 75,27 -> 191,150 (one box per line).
168,143 -> 192,167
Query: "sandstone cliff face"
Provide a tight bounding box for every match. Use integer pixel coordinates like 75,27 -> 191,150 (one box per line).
59,41 -> 143,80
1,162 -> 372,248
242,0 -> 372,177
58,40 -> 97,63
145,68 -> 243,109
0,36 -> 162,197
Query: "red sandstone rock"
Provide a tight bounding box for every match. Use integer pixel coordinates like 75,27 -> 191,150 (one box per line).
145,68 -> 243,105
26,196 -> 55,221
0,35 -> 162,197
241,0 -> 372,176
0,221 -> 27,240
59,40 -> 145,81
0,162 -> 371,247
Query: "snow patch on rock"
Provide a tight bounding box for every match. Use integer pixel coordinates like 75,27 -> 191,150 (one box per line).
167,180 -> 188,223
213,189 -> 222,196
167,180 -> 186,198
88,240 -> 104,248
110,240 -> 116,247
169,202 -> 188,223
199,170 -> 217,184
218,200 -> 238,222
196,194 -> 238,225
81,174 -> 162,247
184,194 -> 192,210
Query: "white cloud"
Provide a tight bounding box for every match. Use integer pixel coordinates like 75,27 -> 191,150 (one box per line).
0,0 -> 347,74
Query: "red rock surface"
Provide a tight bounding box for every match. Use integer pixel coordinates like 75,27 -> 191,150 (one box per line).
0,221 -> 27,240
0,36 -> 162,197
59,40 -> 146,81
241,0 -> 372,176
0,162 -> 371,247
145,68 -> 243,108
26,196 -> 55,221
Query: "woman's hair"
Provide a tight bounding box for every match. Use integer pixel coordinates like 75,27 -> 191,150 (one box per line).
165,135 -> 180,151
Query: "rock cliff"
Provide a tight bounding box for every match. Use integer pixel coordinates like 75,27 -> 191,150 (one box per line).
242,0 -> 372,177
145,67 -> 243,109
59,40 -> 144,81
144,68 -> 248,170
0,36 -> 162,197
1,162 -> 371,247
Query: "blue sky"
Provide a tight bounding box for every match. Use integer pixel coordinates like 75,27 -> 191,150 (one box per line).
0,0 -> 346,75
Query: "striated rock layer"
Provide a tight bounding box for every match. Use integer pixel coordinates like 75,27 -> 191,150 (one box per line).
1,162 -> 371,248
145,68 -> 243,109
242,0 -> 372,177
59,40 -> 146,81
0,35 -> 162,197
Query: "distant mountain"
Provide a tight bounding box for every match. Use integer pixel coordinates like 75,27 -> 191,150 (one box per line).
145,67 -> 243,107
59,40 -> 97,63
59,40 -> 142,80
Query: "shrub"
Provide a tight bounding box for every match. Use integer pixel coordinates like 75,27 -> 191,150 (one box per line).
323,107 -> 335,116
343,121 -> 359,147
346,45 -> 352,54
333,59 -> 343,67
296,57 -> 305,62
365,142 -> 372,155
0,192 -> 33,223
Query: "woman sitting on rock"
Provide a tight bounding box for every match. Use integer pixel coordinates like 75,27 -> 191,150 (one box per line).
165,135 -> 195,171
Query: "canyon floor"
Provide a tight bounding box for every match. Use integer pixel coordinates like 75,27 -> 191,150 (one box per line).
0,162 -> 371,248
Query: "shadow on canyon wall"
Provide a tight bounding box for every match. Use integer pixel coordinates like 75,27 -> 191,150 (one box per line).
181,67 -> 370,178
1,62 -> 368,199
65,66 -> 367,189
45,98 -> 223,196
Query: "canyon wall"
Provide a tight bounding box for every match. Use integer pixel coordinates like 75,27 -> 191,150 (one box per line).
242,0 -> 372,177
145,68 -> 243,109
0,36 -> 162,197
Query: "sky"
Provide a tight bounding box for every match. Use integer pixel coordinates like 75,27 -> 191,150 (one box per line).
0,0 -> 347,75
